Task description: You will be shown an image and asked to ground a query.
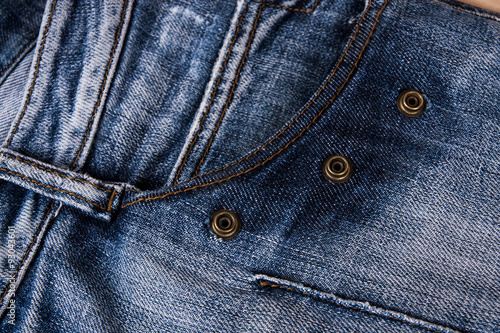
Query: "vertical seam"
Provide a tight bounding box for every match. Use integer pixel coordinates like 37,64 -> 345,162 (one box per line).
4,0 -> 58,148
191,0 -> 320,178
191,2 -> 266,178
107,188 -> 117,212
0,201 -> 55,306
172,2 -> 250,185
69,0 -> 129,170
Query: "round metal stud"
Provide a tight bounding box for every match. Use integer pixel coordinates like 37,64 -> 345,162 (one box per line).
210,210 -> 241,240
397,90 -> 426,117
322,155 -> 353,183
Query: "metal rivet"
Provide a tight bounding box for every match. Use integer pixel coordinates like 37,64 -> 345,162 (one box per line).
397,90 -> 426,117
323,155 -> 353,183
210,210 -> 241,240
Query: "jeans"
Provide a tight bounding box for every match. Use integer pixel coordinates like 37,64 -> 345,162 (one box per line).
0,0 -> 499,331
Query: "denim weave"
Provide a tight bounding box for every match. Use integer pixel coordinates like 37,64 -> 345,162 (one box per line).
0,0 -> 499,332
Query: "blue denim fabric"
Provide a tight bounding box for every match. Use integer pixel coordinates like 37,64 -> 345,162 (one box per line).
0,0 -> 499,332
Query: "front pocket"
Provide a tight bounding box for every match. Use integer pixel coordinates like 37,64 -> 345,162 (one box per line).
121,0 -> 390,207
173,0 -> 368,183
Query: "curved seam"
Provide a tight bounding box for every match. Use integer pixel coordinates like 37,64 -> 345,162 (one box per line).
190,2 -> 362,181
5,0 -> 58,148
172,2 -> 250,185
0,201 -> 55,306
0,38 -> 37,83
0,153 -> 112,192
122,0 -> 388,208
0,168 -> 108,211
191,0 -> 321,178
258,281 -> 459,333
69,0 -> 129,170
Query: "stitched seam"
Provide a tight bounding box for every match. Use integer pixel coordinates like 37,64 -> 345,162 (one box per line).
190,1 -> 360,181
0,168 -> 108,210
70,0 -> 129,170
0,153 -> 112,192
258,282 -> 452,333
5,0 -> 58,148
0,38 -> 36,81
175,0 -> 321,184
122,0 -> 387,208
192,2 -> 265,177
172,3 -> 250,185
0,201 -> 55,306
192,0 -> 320,178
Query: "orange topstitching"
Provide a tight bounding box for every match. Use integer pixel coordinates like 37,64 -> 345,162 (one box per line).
5,0 -> 58,148
122,0 -> 389,208
191,0 -> 321,178
172,2 -> 250,185
0,201 -> 55,306
258,281 -> 448,333
70,0 -> 129,170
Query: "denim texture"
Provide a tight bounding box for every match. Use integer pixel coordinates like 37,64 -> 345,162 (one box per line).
0,48 -> 35,143
0,0 -> 500,332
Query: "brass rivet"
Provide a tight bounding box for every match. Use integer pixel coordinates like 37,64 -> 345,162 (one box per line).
210,210 -> 241,240
323,155 -> 353,183
397,90 -> 426,117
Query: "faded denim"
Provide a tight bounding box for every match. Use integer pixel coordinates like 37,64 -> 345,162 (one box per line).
0,0 -> 499,332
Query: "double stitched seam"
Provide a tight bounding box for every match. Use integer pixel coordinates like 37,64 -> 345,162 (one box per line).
190,0 -> 357,181
0,0 -> 119,309
122,0 -> 388,208
173,0 -> 322,184
3,0 -> 123,211
0,153 -> 112,192
5,0 -> 58,148
172,2 -> 250,185
267,0 -> 321,13
0,168 -> 109,211
70,0 -> 129,170
258,282 -> 456,333
191,0 -> 321,178
439,1 -> 500,22
0,201 -> 55,306
0,38 -> 37,81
